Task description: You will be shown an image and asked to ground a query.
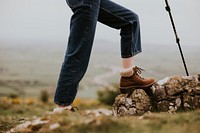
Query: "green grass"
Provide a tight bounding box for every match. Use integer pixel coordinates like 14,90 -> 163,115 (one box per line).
0,96 -> 200,133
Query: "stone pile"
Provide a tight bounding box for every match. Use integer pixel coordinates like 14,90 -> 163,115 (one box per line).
113,75 -> 200,116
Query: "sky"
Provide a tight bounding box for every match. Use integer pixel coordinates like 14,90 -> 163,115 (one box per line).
0,0 -> 199,46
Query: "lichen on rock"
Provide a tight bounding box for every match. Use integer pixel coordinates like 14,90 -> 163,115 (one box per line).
112,74 -> 200,116
112,89 -> 151,116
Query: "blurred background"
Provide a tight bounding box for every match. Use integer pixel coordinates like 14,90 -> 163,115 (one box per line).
0,0 -> 200,99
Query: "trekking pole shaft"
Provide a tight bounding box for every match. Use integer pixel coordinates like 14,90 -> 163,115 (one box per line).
177,42 -> 189,76
165,0 -> 189,76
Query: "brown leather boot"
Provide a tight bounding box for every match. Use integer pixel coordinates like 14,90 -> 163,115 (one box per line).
120,66 -> 156,94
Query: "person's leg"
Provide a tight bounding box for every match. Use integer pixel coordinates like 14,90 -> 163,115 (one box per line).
98,0 -> 140,70
122,57 -> 134,69
98,0 -> 155,92
54,0 -> 100,108
98,0 -> 141,59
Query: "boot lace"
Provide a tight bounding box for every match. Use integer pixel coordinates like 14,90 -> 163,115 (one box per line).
70,106 -> 79,112
134,66 -> 145,79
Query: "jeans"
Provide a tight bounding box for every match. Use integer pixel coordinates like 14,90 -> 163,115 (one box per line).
54,0 -> 142,106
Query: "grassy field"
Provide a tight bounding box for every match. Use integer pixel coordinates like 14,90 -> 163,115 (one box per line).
0,97 -> 200,133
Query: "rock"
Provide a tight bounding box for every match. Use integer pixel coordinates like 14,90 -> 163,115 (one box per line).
183,94 -> 200,110
9,121 -> 32,133
112,89 -> 151,116
84,108 -> 112,117
152,84 -> 167,101
8,118 -> 49,133
112,75 -> 200,116
50,123 -> 60,130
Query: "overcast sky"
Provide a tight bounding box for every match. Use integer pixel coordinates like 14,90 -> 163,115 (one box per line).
0,0 -> 199,46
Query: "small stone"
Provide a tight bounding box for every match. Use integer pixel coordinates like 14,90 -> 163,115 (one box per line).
10,121 -> 32,132
157,77 -> 169,85
50,123 -> 60,130
175,98 -> 181,107
31,118 -> 49,126
84,108 -> 112,117
184,103 -> 190,108
193,96 -> 200,108
183,94 -> 194,110
118,106 -> 128,116
125,98 -> 132,107
153,85 -> 167,101
128,108 -> 137,115
169,106 -> 174,110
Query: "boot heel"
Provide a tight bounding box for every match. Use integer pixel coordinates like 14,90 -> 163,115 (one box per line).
120,88 -> 135,94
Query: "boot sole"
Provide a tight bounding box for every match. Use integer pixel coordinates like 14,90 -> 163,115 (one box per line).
119,81 -> 156,94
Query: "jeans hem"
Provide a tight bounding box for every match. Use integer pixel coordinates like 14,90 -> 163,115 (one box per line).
53,100 -> 72,106
121,50 -> 142,58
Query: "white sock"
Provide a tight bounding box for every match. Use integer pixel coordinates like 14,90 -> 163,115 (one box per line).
120,66 -> 135,77
53,105 -> 72,113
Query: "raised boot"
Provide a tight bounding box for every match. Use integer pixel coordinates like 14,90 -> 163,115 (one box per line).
120,66 -> 156,94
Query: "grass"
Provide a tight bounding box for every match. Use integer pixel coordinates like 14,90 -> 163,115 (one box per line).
0,96 -> 200,133
0,116 -> 22,132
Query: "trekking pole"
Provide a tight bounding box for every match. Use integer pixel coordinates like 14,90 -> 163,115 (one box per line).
164,0 -> 189,76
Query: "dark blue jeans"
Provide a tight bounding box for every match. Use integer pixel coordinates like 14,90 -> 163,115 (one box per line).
54,0 -> 142,106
